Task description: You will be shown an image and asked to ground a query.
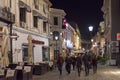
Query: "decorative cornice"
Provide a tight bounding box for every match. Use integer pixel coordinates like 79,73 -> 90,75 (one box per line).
43,0 -> 52,7
50,8 -> 66,16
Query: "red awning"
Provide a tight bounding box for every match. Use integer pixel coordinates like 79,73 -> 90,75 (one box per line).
32,39 -> 44,45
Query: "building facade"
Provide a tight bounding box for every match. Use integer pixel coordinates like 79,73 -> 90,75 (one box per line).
68,22 -> 82,53
0,0 -> 15,67
0,0 -> 52,66
62,20 -> 81,55
102,0 -> 120,65
49,8 -> 66,60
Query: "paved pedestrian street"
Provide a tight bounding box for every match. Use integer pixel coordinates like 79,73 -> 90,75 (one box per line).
33,65 -> 120,80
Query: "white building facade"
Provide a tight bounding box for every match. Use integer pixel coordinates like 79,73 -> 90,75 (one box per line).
0,0 -> 52,65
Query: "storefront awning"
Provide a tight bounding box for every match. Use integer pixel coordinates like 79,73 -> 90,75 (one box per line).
32,39 -> 44,45
19,1 -> 31,12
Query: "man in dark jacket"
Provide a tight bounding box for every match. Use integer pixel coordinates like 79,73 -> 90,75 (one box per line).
71,55 -> 76,70
92,55 -> 98,74
83,53 -> 90,76
76,53 -> 82,76
65,54 -> 72,74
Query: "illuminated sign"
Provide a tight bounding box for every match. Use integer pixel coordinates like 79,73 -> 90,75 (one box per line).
117,33 -> 120,40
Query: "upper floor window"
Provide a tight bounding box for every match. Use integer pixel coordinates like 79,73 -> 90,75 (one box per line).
33,16 -> 38,28
43,21 -> 47,32
9,0 -> 12,8
19,1 -> 31,12
54,17 -> 58,25
34,0 -> 39,9
20,8 -> 26,22
43,4 -> 46,14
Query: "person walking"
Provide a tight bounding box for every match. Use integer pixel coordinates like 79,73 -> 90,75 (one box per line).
92,54 -> 98,74
65,54 -> 72,74
82,53 -> 90,76
57,54 -> 64,75
76,53 -> 82,77
71,54 -> 76,70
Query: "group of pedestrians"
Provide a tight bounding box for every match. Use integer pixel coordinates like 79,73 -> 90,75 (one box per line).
56,52 -> 98,77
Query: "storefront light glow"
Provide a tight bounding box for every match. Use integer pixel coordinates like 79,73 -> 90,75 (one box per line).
91,39 -> 93,42
66,23 -> 69,27
50,32 -> 53,35
60,32 -> 62,36
94,42 -> 98,46
66,40 -> 73,48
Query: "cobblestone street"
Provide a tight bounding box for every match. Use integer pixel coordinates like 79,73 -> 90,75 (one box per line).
33,64 -> 120,80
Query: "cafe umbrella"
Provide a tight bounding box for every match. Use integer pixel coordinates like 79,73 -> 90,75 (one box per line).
2,34 -> 9,67
27,35 -> 33,64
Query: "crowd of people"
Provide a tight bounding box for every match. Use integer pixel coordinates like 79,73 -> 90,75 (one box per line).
56,52 -> 98,77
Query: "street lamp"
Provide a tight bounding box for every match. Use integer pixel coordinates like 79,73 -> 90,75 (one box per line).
9,32 -> 19,63
88,26 -> 93,32
55,36 -> 58,41
88,26 -> 94,39
88,26 -> 93,50
55,36 -> 58,60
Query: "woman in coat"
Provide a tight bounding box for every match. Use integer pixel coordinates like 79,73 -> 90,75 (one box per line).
57,55 -> 64,75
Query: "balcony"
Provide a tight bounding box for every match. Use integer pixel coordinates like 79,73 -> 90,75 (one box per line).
0,7 -> 15,24
20,21 -> 28,29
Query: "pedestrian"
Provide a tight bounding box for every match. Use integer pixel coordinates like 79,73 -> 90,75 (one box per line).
76,53 -> 82,77
57,54 -> 64,75
71,54 -> 76,70
82,53 -> 90,76
65,54 -> 72,74
92,54 -> 98,74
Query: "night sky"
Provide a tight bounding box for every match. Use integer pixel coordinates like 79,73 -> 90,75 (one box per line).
50,0 -> 104,40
